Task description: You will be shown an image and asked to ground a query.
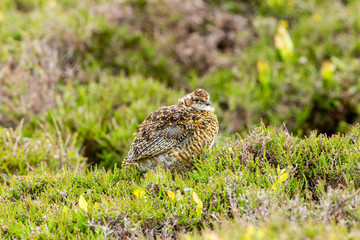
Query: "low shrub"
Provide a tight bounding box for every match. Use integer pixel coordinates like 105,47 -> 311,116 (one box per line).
31,75 -> 183,168
1,124 -> 360,238
0,122 -> 84,177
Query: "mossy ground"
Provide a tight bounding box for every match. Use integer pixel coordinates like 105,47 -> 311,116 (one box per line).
1,0 -> 360,239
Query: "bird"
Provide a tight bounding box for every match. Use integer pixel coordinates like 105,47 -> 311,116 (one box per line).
122,89 -> 219,172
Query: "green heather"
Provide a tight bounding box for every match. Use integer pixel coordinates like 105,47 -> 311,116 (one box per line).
1,0 -> 360,239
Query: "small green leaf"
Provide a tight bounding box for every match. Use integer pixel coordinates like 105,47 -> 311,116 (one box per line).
184,188 -> 193,196
279,172 -> 289,182
175,190 -> 182,201
62,206 -> 69,213
272,183 -> 278,192
195,205 -> 202,217
192,191 -> 203,217
192,191 -> 203,207
79,195 -> 88,212
93,202 -> 99,210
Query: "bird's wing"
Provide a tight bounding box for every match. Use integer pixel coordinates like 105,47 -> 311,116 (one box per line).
124,106 -> 203,163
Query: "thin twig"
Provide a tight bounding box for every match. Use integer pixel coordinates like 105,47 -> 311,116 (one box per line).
351,136 -> 360,152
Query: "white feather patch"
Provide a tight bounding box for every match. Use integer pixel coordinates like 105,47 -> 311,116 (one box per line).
178,95 -> 191,104
192,104 -> 214,112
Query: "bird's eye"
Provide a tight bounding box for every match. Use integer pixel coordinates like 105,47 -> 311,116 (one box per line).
194,98 -> 199,103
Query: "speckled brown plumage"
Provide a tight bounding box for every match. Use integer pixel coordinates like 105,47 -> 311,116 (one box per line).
123,89 -> 219,172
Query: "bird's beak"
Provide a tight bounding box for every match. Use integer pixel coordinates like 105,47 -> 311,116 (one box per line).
205,100 -> 211,106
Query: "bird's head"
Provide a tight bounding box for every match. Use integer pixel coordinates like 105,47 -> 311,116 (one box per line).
178,89 -> 214,112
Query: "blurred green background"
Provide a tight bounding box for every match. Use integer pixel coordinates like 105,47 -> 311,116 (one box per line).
0,0 -> 359,170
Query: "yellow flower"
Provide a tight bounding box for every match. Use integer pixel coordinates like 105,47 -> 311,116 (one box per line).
321,61 -> 335,79
321,61 -> 335,89
167,190 -> 175,200
257,59 -> 271,85
133,188 -> 146,199
312,13 -> 322,22
274,20 -> 294,62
